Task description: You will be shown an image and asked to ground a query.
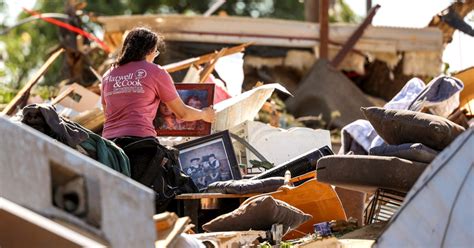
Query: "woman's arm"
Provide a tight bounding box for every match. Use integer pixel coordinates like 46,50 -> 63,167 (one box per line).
165,97 -> 215,123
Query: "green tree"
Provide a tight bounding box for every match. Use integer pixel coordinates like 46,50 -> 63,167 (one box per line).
0,0 -> 356,104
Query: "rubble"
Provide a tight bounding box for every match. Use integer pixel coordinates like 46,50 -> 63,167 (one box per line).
1,2 -> 473,247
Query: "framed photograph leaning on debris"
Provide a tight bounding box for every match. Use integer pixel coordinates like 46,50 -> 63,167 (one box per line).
154,83 -> 215,136
176,130 -> 241,190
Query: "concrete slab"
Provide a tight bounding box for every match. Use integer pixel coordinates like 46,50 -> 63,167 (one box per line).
0,197 -> 107,247
0,115 -> 156,247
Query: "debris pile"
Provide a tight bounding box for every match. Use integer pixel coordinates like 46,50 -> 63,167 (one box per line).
1,1 -> 473,247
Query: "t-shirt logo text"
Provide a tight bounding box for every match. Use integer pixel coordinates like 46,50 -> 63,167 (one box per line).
105,69 -> 148,96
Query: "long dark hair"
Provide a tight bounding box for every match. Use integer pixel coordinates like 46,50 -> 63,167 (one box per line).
114,27 -> 164,66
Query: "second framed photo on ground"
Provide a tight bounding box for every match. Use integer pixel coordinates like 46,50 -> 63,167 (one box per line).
154,83 -> 215,136
175,130 -> 241,190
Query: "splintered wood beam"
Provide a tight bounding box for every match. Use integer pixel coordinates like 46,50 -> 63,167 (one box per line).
319,0 -> 329,59
50,86 -> 75,106
290,171 -> 316,184
163,42 -> 252,73
88,66 -> 102,82
199,47 -> 228,83
2,48 -> 64,116
331,4 -> 380,68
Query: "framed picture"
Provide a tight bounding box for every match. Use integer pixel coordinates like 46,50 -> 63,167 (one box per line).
154,83 -> 215,136
175,130 -> 241,190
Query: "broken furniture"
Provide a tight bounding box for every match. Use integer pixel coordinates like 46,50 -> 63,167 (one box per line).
376,128 -> 474,247
317,155 -> 428,193
0,116 -> 156,247
250,145 -> 333,180
363,189 -> 405,225
317,155 -> 429,225
202,195 -> 311,234
195,171 -> 346,240
230,120 -> 331,168
175,192 -> 258,232
206,177 -> 285,194
362,107 -> 466,151
264,178 -> 347,240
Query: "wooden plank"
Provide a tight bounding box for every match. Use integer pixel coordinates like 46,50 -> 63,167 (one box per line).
290,171 -> 316,184
50,87 -> 75,106
89,66 -> 102,81
319,0 -> 329,59
2,48 -> 64,116
153,212 -> 178,232
97,15 -> 443,52
163,42 -> 251,73
164,33 -> 397,53
199,47 -> 228,83
331,4 -> 380,68
70,107 -> 105,132
155,216 -> 190,248
175,193 -> 258,200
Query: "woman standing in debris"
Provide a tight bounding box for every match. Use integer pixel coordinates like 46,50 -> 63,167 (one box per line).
101,27 -> 215,140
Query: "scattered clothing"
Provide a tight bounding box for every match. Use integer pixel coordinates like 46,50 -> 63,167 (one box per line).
340,78 -> 425,154
340,120 -> 377,155
20,103 -> 88,147
79,131 -> 131,176
340,76 -> 464,154
18,103 -> 131,176
408,75 -> 464,117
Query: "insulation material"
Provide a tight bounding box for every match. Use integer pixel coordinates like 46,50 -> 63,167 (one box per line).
403,51 -> 442,77
313,46 -> 366,74
284,50 -> 315,75
215,52 -> 244,97
370,52 -> 402,69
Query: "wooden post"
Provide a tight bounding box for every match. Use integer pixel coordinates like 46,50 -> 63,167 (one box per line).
331,4 -> 381,68
2,48 -> 64,116
50,87 -> 75,106
304,0 -> 320,23
319,0 -> 329,60
199,47 -> 228,83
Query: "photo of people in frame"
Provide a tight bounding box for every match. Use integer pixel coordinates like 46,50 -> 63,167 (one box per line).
154,83 -> 214,136
178,138 -> 234,190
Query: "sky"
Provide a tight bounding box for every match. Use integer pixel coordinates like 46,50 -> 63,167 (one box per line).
2,0 -> 473,72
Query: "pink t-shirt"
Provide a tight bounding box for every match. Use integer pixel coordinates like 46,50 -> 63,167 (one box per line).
101,60 -> 178,139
